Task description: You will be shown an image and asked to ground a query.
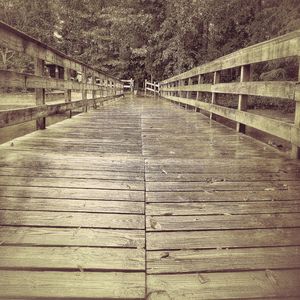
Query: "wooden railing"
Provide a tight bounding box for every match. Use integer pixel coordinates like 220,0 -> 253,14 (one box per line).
0,21 -> 124,129
121,79 -> 134,92
145,80 -> 159,95
159,30 -> 300,159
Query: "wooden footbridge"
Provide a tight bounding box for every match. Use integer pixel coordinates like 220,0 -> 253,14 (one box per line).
0,22 -> 300,299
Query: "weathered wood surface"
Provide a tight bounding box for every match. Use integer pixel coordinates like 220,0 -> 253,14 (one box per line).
162,95 -> 300,147
161,81 -> 298,100
140,97 -> 300,299
147,270 -> 300,299
0,96 -> 300,299
0,96 -> 146,299
161,29 -> 300,83
0,21 -> 121,81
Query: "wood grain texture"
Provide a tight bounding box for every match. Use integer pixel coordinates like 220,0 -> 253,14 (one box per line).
147,270 -> 300,299
146,213 -> 300,231
146,201 -> 300,215
0,246 -> 145,270
147,246 -> 300,273
0,210 -> 144,229
0,270 -> 145,299
1,96 -> 300,299
0,197 -> 144,214
0,226 -> 145,248
147,228 -> 300,250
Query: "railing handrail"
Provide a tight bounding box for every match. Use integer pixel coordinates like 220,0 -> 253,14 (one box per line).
161,29 -> 300,84
159,30 -> 300,159
0,21 -> 121,82
145,80 -> 159,94
0,21 -> 124,130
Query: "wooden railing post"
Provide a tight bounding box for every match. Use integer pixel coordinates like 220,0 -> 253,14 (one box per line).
92,72 -> 97,108
291,58 -> 300,159
81,67 -> 87,112
179,80 -> 183,98
130,78 -> 134,93
187,77 -> 192,99
35,58 -> 46,130
210,71 -> 220,120
64,67 -> 72,118
236,65 -> 251,133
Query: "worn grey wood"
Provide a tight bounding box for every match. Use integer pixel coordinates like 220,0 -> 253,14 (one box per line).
147,246 -> 300,273
0,271 -> 145,299
1,96 -> 300,299
147,270 -> 300,299
0,246 -> 145,271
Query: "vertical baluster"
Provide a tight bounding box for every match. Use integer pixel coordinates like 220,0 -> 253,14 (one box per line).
291,58 -> 300,159
210,71 -> 220,120
64,67 -> 72,118
236,65 -> 250,133
35,58 -> 46,130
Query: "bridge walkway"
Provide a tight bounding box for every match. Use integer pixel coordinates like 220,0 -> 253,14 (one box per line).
0,95 -> 299,299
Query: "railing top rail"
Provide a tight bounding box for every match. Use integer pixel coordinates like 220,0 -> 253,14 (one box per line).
161,29 -> 300,84
0,21 -> 121,83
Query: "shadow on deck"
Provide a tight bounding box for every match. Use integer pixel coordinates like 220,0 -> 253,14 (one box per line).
0,95 -> 299,299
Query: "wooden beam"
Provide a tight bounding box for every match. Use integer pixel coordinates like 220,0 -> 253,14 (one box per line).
211,71 -> 220,120
161,81 -> 298,100
161,83 -> 212,93
0,21 -> 122,84
0,95 -> 123,128
161,29 -> 300,84
0,70 -> 98,91
64,67 -> 72,118
291,57 -> 300,158
237,65 -> 251,133
34,58 -> 46,130
82,67 -> 88,113
162,95 -> 300,146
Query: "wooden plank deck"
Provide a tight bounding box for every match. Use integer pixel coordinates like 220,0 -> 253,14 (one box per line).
0,95 -> 300,299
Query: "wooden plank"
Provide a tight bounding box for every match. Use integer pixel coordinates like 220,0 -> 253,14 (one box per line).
0,186 -> 144,201
214,81 -> 297,100
161,83 -> 212,93
146,201 -> 300,216
0,210 -> 144,229
0,197 -> 144,214
146,171 -> 300,182
147,270 -> 300,299
161,29 -> 300,83
146,181 -> 300,192
147,228 -> 300,250
145,158 -> 300,173
147,246 -> 300,274
0,226 -> 145,248
0,270 -> 145,299
146,190 -> 300,202
0,69 -> 98,91
0,246 -> 145,271
0,176 -> 144,190
0,167 -> 144,181
0,152 -> 144,172
146,213 -> 300,231
161,81 -> 298,100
